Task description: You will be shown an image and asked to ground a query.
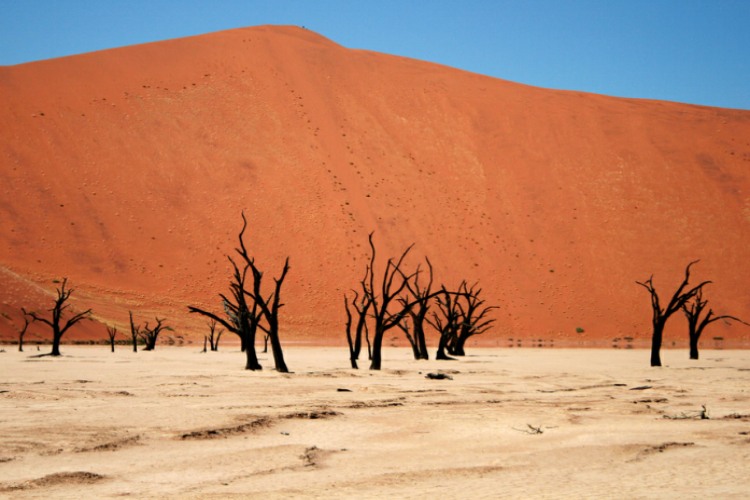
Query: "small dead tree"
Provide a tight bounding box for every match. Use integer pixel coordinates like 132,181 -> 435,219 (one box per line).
448,281 -> 497,356
206,319 -> 223,351
17,313 -> 31,353
139,317 -> 171,351
106,325 -> 118,353
682,288 -> 747,360
23,278 -> 92,356
636,261 -> 710,367
129,311 -> 140,353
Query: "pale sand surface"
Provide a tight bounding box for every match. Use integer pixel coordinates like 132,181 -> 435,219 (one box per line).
1,346 -> 749,498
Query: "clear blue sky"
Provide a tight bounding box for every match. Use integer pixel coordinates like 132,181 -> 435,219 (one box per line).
1,0 -> 748,109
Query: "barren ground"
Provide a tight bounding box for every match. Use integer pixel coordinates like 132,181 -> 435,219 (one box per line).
1,346 -> 749,498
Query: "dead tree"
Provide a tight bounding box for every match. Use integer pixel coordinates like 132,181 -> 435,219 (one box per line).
246,255 -> 291,373
16,313 -> 31,352
106,325 -> 118,353
355,233 -> 426,370
636,261 -> 710,367
428,286 -> 462,360
344,258 -> 374,369
190,259 -> 263,370
22,278 -> 92,356
190,213 -> 289,372
448,282 -> 497,356
206,319 -> 223,351
129,311 -> 140,353
397,258 -> 435,360
682,288 -> 747,360
140,317 -> 172,351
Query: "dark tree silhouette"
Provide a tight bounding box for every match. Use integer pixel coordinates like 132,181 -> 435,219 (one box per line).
129,311 -> 140,353
106,325 -> 118,353
190,213 -> 290,372
344,292 -> 367,369
246,256 -> 291,373
447,282 -> 497,356
397,258 -> 435,360
16,313 -> 31,353
140,317 -> 172,351
355,233 -> 428,370
682,288 -> 747,360
428,286 -> 462,360
206,319 -> 223,351
636,261 -> 710,367
189,257 -> 263,370
344,262 -> 374,369
23,278 -> 92,356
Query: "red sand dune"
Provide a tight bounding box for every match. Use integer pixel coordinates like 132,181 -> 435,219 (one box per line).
1,25 -> 749,347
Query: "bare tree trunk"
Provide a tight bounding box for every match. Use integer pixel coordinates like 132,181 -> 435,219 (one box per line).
689,333 -> 699,360
650,320 -> 665,367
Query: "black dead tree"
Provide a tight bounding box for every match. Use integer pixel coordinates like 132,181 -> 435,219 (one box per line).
22,278 -> 92,356
397,258 -> 435,360
344,291 -> 372,369
428,285 -> 463,360
140,317 -> 172,351
682,288 -> 747,360
189,255 -> 263,370
246,255 -> 291,373
190,213 -> 290,372
356,233 -> 425,371
129,311 -> 141,353
344,262 -> 374,369
16,313 -> 31,353
206,319 -> 223,351
106,325 -> 118,353
447,281 -> 497,356
636,260 -> 710,367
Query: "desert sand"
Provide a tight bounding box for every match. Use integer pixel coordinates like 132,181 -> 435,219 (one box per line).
2,25 -> 749,347
1,345 -> 749,498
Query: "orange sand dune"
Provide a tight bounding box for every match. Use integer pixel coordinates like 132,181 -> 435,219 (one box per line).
1,25 -> 749,347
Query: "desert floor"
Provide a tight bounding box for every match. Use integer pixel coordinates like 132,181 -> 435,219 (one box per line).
1,346 -> 749,499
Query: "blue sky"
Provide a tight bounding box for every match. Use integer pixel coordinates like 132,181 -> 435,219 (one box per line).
1,0 -> 748,109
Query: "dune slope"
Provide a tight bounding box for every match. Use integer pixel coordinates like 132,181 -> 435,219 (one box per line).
1,25 -> 749,346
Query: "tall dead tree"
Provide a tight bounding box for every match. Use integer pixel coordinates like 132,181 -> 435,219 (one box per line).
106,325 -> 118,353
23,278 -> 92,356
448,282 -> 497,356
355,233 -> 426,370
682,288 -> 747,360
140,317 -> 171,351
397,258 -> 435,360
246,256 -> 291,373
129,311 -> 140,353
636,260 -> 710,367
189,255 -> 263,370
190,213 -> 290,372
